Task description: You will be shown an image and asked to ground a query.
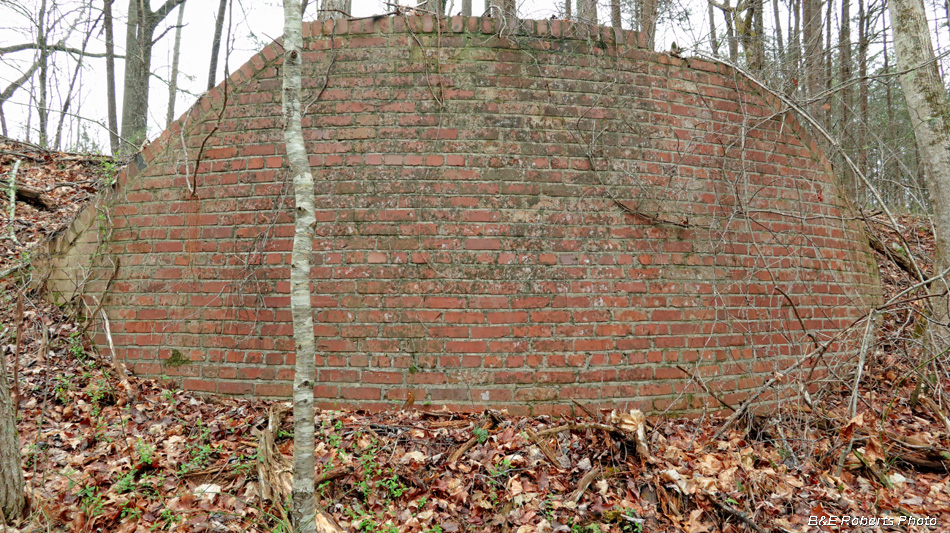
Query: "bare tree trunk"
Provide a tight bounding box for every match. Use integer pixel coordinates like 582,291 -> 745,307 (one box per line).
166,1 -> 185,128
789,0 -> 801,94
104,0 -> 119,154
611,0 -> 622,29
639,0 -> 658,49
0,341 -> 25,522
565,0 -> 572,19
578,0 -> 598,24
37,0 -> 49,147
839,0 -> 854,200
708,1 -> 720,55
120,0 -> 187,153
857,0 -> 868,178
282,1 -> 318,532
207,0 -> 226,91
318,0 -> 350,20
462,0 -> 471,16
773,0 -> 784,60
501,0 -> 516,22
723,0 -> 739,61
803,0 -> 823,116
889,0 -> 950,352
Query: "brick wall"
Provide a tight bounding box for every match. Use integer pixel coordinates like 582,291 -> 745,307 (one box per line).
38,15 -> 882,415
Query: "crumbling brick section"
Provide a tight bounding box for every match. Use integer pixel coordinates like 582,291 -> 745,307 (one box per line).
38,15 -> 882,415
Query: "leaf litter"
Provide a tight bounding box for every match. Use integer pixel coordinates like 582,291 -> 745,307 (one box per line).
1,141 -> 950,531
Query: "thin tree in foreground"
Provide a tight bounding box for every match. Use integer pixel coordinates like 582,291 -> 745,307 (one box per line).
281,1 -> 329,532
888,0 -> 950,354
0,330 -> 25,521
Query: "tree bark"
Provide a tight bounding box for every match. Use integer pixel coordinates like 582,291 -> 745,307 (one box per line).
639,0 -> 658,49
120,0 -> 186,154
611,0 -> 622,29
317,0 -> 350,20
282,1 -> 318,532
462,0 -> 471,16
803,0 -> 823,116
207,0 -> 226,91
166,1 -> 185,128
889,0 -> 950,352
578,0 -> 598,24
708,1 -> 720,55
37,0 -> 49,147
839,0 -> 854,200
0,337 -> 25,522
104,0 -> 120,154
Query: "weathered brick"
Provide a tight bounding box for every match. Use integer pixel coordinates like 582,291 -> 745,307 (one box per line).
41,14 -> 882,417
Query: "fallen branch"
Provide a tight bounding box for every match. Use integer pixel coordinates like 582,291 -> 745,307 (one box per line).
568,466 -> 601,505
920,396 -> 950,434
448,412 -> 501,463
702,491 -> 766,533
867,232 -> 925,282
524,428 -> 561,468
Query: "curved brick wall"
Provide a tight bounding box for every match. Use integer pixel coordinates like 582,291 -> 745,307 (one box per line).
40,15 -> 881,415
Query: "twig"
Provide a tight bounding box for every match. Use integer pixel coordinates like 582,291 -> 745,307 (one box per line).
774,287 -> 820,349
697,53 -> 927,286
702,491 -> 766,533
836,311 -> 875,477
920,396 -> 950,434
568,467 -> 601,504
536,422 -> 623,438
572,399 -> 603,421
524,428 -> 561,468
676,365 -> 735,412
711,311 -> 869,441
98,306 -> 129,386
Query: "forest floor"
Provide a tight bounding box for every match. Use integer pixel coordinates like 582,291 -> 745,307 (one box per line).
2,138 -> 950,532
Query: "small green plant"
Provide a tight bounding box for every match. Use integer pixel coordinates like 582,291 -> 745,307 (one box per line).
53,376 -> 72,404
473,426 -> 489,444
77,485 -> 105,518
135,439 -> 155,465
115,471 -> 136,494
120,505 -> 143,520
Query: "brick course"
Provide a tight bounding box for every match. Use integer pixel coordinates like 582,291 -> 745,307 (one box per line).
38,15 -> 881,415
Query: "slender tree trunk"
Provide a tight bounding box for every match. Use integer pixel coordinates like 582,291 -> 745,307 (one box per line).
611,0 -> 622,29
120,0 -> 186,154
0,342 -> 25,522
839,0 -> 854,200
803,0 -> 823,116
104,0 -> 120,154
500,0 -> 516,22
857,0 -> 869,178
723,0 -> 739,61
565,0 -> 572,19
639,0 -> 658,49
318,0 -> 350,20
167,1 -> 185,128
578,0 -> 598,24
789,0 -> 801,94
773,0 -> 785,61
207,0 -> 226,91
462,0 -> 471,16
889,0 -> 950,351
282,0 -> 317,531
823,0 -> 833,129
708,1 -> 720,55
37,0 -> 48,147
